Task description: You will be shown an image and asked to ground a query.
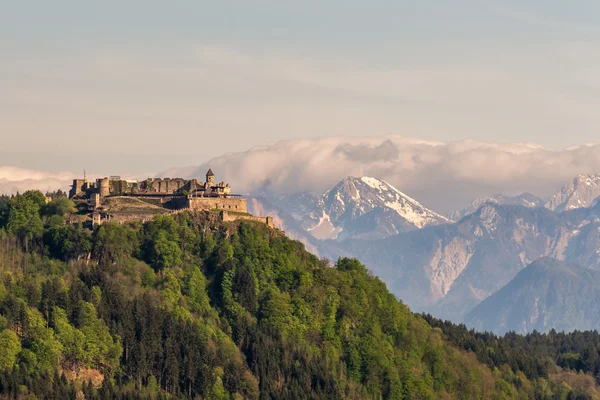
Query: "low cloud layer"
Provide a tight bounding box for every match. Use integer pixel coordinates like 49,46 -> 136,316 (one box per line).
0,167 -> 73,196
161,137 -> 600,213
5,137 -> 600,214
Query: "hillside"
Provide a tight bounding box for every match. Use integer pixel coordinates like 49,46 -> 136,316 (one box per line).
465,258 -> 600,334
2,191 -> 600,398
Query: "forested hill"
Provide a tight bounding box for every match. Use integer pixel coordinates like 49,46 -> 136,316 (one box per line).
0,191 -> 599,399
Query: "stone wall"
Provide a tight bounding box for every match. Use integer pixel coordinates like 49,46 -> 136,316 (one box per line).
145,178 -> 187,194
187,197 -> 247,213
221,211 -> 274,228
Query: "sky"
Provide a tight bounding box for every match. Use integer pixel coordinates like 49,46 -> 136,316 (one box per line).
2,1 -> 600,176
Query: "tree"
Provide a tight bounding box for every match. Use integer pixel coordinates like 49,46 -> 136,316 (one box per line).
23,190 -> 46,209
53,307 -> 87,369
152,231 -> 182,269
42,197 -> 75,217
0,330 -> 21,370
4,194 -> 43,250
45,225 -> 91,261
92,223 -> 137,265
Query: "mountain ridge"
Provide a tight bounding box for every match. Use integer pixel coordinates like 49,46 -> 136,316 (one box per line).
465,257 -> 600,334
304,176 -> 449,240
545,173 -> 600,212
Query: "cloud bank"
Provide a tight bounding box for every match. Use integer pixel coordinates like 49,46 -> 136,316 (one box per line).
0,167 -> 73,196
161,137 -> 600,213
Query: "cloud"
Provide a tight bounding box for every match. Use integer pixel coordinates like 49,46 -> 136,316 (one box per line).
334,139 -> 401,162
0,167 -> 148,196
160,137 -> 600,214
0,167 -> 73,195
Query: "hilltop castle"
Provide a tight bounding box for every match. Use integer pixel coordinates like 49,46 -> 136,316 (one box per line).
69,169 -> 248,214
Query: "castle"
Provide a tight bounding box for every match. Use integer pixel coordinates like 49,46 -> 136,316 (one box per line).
70,169 -> 247,212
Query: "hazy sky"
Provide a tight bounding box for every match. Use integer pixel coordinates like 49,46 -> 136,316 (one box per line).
3,1 -> 600,173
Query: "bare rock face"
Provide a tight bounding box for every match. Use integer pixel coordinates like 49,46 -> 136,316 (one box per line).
321,201 -> 600,324
304,177 -> 450,241
546,173 -> 600,212
450,193 -> 543,222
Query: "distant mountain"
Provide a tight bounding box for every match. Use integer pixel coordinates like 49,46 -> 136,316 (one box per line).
255,191 -> 319,222
320,201 -> 600,322
450,193 -> 543,221
304,177 -> 449,240
246,193 -> 322,254
465,258 -> 600,334
546,173 -> 600,212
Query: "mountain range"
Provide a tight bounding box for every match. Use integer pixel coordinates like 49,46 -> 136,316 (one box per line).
250,171 -> 600,334
449,192 -> 544,221
465,257 -> 600,335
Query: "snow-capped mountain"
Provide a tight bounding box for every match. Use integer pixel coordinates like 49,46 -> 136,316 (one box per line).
545,173 -> 600,212
450,193 -> 543,221
304,177 -> 449,241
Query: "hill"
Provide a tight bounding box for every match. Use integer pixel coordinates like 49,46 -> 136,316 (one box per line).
0,191 -> 599,398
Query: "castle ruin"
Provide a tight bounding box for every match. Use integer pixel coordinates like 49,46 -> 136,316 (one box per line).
68,169 -> 274,227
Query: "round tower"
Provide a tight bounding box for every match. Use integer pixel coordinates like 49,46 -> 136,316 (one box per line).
98,177 -> 111,198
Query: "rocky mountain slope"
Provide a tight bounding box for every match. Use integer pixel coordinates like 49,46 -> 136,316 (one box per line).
546,173 -> 600,212
303,176 -> 449,240
321,201 -> 600,323
465,258 -> 600,334
450,193 -> 543,221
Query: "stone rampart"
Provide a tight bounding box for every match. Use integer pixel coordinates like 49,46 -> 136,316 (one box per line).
187,197 -> 247,213
221,211 -> 274,228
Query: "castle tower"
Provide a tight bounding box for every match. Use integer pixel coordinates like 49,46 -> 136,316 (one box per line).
98,177 -> 111,198
69,179 -> 86,198
206,169 -> 215,187
91,193 -> 101,209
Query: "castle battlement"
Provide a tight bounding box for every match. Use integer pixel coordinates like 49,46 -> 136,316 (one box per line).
70,169 -> 233,200
70,169 -> 248,215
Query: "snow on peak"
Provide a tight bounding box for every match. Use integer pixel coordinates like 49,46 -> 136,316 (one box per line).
359,177 -> 449,228
546,173 -> 600,212
304,176 -> 449,240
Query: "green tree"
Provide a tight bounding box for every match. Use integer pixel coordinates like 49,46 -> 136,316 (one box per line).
92,223 -> 137,264
4,194 -> 43,249
152,231 -> 182,269
23,190 -> 46,209
78,301 -> 122,370
42,197 -> 75,217
0,329 -> 21,370
53,307 -> 86,369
